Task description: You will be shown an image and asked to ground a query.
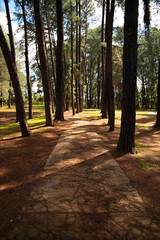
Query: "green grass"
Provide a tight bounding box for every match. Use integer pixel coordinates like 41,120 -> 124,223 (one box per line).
25,105 -> 45,110
101,122 -> 107,125
83,108 -> 100,112
139,162 -> 157,170
135,153 -> 142,159
27,116 -> 46,128
0,107 -> 16,112
136,123 -> 151,128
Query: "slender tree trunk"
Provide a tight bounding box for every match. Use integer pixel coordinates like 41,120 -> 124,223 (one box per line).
0,25 -> 30,136
117,0 -> 138,153
4,0 -> 19,121
21,0 -> 33,119
34,0 -> 53,126
105,0 -> 115,131
8,80 -> 11,108
101,0 -> 105,114
79,0 -> 82,112
71,0 -> 75,115
97,53 -> 101,109
102,0 -> 109,119
141,76 -> 146,107
76,0 -> 79,113
89,59 -> 92,107
153,59 -> 160,127
44,0 -> 56,113
55,0 -> 64,120
83,21 -> 88,110
86,78 -> 89,108
0,89 -> 3,107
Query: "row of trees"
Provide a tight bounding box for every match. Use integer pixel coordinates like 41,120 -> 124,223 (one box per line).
0,0 -> 159,153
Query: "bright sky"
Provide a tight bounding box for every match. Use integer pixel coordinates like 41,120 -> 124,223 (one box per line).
92,0 -> 160,29
0,0 -> 159,36
0,0 -> 159,70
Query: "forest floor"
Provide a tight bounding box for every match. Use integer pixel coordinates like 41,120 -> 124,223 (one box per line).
0,107 -> 160,239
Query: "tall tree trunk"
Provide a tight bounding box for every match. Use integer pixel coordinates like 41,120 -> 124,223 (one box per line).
153,59 -> 160,127
21,0 -> 33,119
105,0 -> 115,131
117,0 -> 138,153
71,0 -> 75,115
4,0 -> 19,121
141,76 -> 146,107
86,78 -> 89,108
0,89 -> 3,108
8,80 -> 11,108
83,21 -> 88,110
0,25 -> 30,136
89,59 -> 93,107
76,0 -> 79,113
79,0 -> 82,112
33,0 -> 53,126
55,0 -> 64,120
97,53 -> 101,109
44,0 -> 56,113
101,0 -> 105,115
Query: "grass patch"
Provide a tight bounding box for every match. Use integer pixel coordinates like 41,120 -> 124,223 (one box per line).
135,153 -> 142,159
25,105 -> 45,110
115,115 -> 121,120
83,108 -> 100,112
136,123 -> 151,128
135,142 -> 149,152
139,162 -> 157,170
101,122 -> 107,125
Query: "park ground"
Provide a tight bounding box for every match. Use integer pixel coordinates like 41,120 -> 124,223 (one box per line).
0,106 -> 160,234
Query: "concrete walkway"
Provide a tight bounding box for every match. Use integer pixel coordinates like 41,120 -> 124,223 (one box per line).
4,118 -> 160,239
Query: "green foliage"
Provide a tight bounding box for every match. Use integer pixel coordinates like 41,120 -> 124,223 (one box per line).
138,27 -> 160,108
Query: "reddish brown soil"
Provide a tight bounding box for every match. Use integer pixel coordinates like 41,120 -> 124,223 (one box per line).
0,109 -> 68,233
0,109 -> 160,234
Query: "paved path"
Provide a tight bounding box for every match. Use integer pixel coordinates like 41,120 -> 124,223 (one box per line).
3,118 -> 160,239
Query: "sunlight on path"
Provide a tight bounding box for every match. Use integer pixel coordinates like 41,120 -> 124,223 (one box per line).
3,118 -> 160,240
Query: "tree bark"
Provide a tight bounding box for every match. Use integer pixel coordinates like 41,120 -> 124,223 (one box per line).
76,0 -> 79,113
117,0 -> 138,153
89,59 -> 93,107
97,53 -> 101,109
55,0 -> 64,120
79,0 -> 82,112
44,0 -> 56,113
0,25 -> 30,137
71,0 -> 75,115
4,0 -> 19,121
0,89 -> 3,108
8,80 -> 11,108
101,0 -> 105,115
105,0 -> 115,131
83,20 -> 88,110
153,59 -> 160,127
21,0 -> 33,119
33,0 -> 53,126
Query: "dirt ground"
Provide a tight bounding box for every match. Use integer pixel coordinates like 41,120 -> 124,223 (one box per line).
0,108 -> 160,235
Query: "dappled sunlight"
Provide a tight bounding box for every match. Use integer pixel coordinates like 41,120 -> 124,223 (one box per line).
0,168 -> 11,177
0,182 -> 20,191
